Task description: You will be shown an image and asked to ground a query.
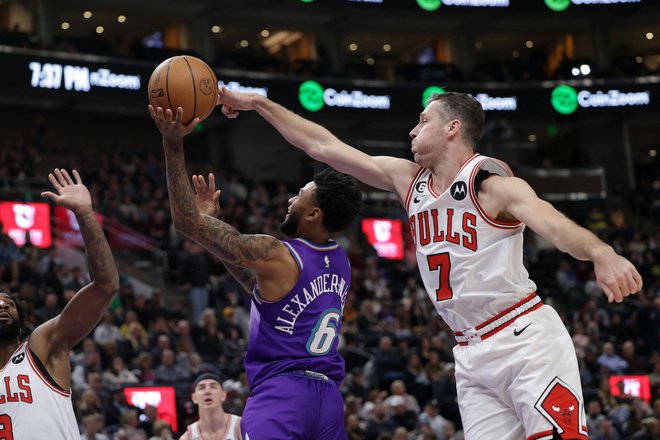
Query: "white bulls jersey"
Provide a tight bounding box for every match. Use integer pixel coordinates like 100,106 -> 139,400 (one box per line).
0,341 -> 80,440
187,414 -> 241,440
405,153 -> 537,332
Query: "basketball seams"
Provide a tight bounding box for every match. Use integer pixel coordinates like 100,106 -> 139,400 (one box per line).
182,56 -> 197,125
201,62 -> 218,120
165,58 -> 174,116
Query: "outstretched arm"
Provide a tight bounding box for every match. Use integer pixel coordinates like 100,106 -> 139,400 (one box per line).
192,173 -> 256,294
32,169 -> 119,384
217,87 -> 418,200
480,176 -> 643,303
149,106 -> 295,298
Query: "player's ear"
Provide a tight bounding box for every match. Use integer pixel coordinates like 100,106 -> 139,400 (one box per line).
191,393 -> 197,405
305,207 -> 322,223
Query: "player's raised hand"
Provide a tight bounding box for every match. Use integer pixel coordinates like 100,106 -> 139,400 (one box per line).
148,105 -> 199,144
41,169 -> 92,214
192,173 -> 221,218
217,86 -> 257,119
593,250 -> 643,303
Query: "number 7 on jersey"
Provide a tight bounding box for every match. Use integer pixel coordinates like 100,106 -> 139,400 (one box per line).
427,252 -> 453,301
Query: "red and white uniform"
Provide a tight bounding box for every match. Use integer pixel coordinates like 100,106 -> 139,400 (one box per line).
186,414 -> 241,440
0,341 -> 80,440
406,154 -> 587,440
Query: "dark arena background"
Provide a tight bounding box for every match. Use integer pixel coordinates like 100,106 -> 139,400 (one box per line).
0,0 -> 658,438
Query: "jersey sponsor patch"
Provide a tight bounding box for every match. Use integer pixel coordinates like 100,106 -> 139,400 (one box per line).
11,353 -> 24,364
534,377 -> 587,439
450,181 -> 467,201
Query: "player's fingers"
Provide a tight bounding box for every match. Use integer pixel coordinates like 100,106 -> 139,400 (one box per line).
41,191 -> 58,202
156,106 -> 165,121
213,190 -> 221,202
192,175 -> 200,193
208,173 -> 215,192
60,169 -> 75,185
47,172 -> 63,190
195,175 -> 206,192
175,107 -> 184,124
633,270 -> 643,292
186,117 -> 200,129
599,282 -> 616,303
53,169 -> 68,187
148,105 -> 157,119
72,169 -> 82,185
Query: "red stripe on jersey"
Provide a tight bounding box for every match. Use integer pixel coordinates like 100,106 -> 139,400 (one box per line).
404,166 -> 425,212
476,292 -> 537,331
25,346 -> 70,397
479,302 -> 543,340
527,430 -> 553,440
467,157 -> 521,229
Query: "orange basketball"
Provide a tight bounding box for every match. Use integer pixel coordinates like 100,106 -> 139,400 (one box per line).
148,55 -> 218,124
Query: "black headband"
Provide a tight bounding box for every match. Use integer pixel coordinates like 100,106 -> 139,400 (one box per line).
193,373 -> 222,390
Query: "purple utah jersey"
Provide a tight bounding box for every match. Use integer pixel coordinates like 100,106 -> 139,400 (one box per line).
245,238 -> 351,389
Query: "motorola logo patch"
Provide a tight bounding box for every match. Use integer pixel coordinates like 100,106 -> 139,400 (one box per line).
450,181 -> 467,201
12,353 -> 25,364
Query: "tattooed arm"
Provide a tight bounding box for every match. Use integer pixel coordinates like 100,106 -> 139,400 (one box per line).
31,169 -> 119,388
149,106 -> 298,300
192,173 -> 256,294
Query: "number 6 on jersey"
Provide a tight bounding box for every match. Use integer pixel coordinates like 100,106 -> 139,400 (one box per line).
306,309 -> 341,355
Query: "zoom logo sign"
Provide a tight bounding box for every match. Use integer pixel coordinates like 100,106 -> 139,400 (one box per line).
551,85 -> 650,114
298,80 -> 391,112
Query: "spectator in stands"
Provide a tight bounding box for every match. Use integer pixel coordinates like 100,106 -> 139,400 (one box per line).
81,413 -> 110,440
103,355 -> 139,388
178,240 -> 210,323
365,403 -> 397,440
94,311 -> 122,347
599,342 -> 630,374
587,399 -> 608,436
595,418 -> 623,440
418,399 -> 450,440
155,348 -> 191,383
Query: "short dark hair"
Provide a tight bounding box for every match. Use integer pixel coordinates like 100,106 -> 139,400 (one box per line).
427,92 -> 485,150
0,292 -> 27,340
313,168 -> 362,233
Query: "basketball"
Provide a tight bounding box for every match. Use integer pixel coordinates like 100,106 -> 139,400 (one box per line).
148,55 -> 218,124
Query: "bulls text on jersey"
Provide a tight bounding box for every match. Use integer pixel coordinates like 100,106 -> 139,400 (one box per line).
0,374 -> 33,404
408,208 -> 477,251
275,273 -> 349,335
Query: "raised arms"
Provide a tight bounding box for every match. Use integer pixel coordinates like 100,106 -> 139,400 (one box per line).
479,175 -> 643,303
33,169 -> 119,385
217,87 -> 418,201
192,173 -> 256,294
149,106 -> 297,299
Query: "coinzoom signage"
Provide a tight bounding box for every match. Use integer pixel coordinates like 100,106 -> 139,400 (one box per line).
298,80 -> 391,112
417,0 -> 509,10
422,86 -> 518,111
550,85 -> 651,114
545,0 -> 640,12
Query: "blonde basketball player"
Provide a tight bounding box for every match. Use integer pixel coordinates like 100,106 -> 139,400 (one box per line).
180,374 -> 241,440
0,168 -> 119,440
217,89 -> 643,440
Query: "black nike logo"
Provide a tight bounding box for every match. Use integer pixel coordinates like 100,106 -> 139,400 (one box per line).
513,323 -> 532,336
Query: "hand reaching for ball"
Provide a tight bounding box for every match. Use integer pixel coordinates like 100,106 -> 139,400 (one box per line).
148,105 -> 199,145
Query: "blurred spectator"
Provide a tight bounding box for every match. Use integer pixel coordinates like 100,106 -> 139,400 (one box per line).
154,349 -> 191,383
599,342 -> 629,375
